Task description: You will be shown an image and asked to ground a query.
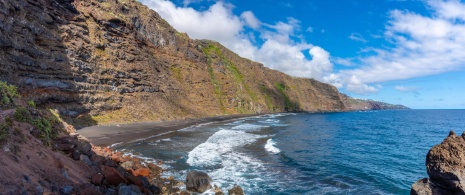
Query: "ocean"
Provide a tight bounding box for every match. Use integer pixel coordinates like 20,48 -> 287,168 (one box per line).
111,109 -> 465,194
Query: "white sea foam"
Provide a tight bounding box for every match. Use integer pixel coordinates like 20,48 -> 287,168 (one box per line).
231,124 -> 267,132
265,139 -> 281,154
186,128 -> 271,193
187,129 -> 264,167
108,142 -> 124,148
127,130 -> 175,143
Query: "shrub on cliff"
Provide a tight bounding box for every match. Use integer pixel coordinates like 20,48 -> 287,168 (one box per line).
0,124 -> 9,143
0,81 -> 20,107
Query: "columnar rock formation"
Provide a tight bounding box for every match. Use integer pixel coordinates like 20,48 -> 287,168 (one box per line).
411,131 -> 465,195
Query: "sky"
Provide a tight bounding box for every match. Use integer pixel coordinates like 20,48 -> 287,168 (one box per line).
139,0 -> 465,109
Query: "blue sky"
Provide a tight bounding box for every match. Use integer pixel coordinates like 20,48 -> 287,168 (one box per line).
139,0 -> 465,109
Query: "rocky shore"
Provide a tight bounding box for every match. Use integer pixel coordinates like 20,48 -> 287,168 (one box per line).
411,131 -> 465,195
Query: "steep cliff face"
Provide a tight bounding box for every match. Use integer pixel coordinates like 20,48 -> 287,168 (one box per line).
0,0 -> 346,125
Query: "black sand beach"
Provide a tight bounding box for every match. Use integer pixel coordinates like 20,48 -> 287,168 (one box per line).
78,114 -> 263,146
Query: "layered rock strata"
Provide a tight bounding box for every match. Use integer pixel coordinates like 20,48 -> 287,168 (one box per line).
0,0 -> 347,125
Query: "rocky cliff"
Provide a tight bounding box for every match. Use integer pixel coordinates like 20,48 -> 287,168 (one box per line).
0,0 -> 348,126
411,131 -> 465,195
340,94 -> 409,111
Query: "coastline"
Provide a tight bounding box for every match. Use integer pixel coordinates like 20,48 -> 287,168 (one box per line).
78,113 -> 265,146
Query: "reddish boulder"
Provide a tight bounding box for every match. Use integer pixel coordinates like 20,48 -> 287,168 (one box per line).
101,165 -> 128,185
91,173 -> 104,186
134,168 -> 150,177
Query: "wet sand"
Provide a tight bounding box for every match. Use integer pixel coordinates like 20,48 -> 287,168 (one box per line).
78,114 -> 263,146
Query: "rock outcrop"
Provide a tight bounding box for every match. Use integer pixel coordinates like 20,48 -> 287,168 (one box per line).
186,170 -> 212,193
411,131 -> 465,195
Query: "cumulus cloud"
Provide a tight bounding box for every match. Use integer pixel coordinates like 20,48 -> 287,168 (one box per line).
240,11 -> 260,29
140,0 -> 465,95
324,0 -> 465,94
140,0 -> 334,80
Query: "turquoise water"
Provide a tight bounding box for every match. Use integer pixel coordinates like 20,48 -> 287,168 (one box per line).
113,110 -> 465,194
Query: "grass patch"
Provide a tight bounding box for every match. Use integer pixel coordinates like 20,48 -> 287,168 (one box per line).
0,81 -> 20,107
201,43 -> 225,112
27,100 -> 36,108
170,66 -> 183,82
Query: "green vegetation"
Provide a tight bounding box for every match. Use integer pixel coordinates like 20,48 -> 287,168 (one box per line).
27,100 -> 36,108
13,106 -> 61,145
14,106 -> 31,122
0,81 -> 20,106
31,117 -> 54,145
201,42 -> 257,113
170,66 -> 183,82
275,82 -> 298,111
201,44 -> 225,112
0,124 -> 9,143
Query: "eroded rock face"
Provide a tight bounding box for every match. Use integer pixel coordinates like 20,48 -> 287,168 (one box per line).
0,0 -> 348,126
186,170 -> 212,193
411,131 -> 465,195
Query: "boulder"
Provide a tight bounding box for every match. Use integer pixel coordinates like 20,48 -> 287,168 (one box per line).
134,168 -> 150,177
411,131 -> 465,194
185,170 -> 212,193
54,137 -> 77,153
411,178 -> 451,195
118,184 -> 141,195
121,161 -> 134,170
91,173 -> 104,186
76,135 -> 92,156
228,185 -> 244,195
80,154 -> 93,166
426,131 -> 465,193
101,165 -> 128,186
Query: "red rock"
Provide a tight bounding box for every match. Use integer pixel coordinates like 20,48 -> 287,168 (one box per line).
111,153 -> 122,163
101,165 -> 128,185
91,173 -> 104,185
134,168 -> 150,177
78,184 -> 103,195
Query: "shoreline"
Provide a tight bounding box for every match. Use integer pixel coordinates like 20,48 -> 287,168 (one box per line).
78,113 -> 265,146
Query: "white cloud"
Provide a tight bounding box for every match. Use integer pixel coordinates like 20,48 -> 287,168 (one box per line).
395,85 -> 419,92
140,0 -> 334,80
139,0 -> 465,96
325,0 -> 465,94
240,11 -> 260,29
349,33 -> 367,43
306,26 -> 314,33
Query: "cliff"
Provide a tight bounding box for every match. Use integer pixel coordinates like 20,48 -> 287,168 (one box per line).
0,0 -> 408,127
341,94 -> 409,111
0,0 -> 347,126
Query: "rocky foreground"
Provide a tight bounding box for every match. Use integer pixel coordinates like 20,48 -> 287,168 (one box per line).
0,82 -> 242,194
411,131 -> 465,195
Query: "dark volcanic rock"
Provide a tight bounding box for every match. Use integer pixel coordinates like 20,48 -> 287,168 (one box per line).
228,185 -> 244,195
186,170 -> 212,193
101,165 -> 128,186
411,131 -> 465,194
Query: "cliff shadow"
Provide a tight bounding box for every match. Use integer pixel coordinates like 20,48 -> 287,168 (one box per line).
0,0 -> 97,127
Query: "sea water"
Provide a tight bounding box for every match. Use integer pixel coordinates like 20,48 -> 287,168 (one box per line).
112,110 -> 465,194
